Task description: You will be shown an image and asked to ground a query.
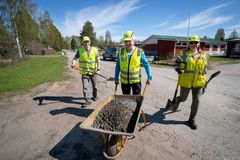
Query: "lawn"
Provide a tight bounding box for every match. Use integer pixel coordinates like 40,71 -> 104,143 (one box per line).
0,56 -> 67,94
151,56 -> 240,69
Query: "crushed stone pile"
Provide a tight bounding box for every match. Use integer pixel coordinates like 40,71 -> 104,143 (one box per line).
92,97 -> 139,132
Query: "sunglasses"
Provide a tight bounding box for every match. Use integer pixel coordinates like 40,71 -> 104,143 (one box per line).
189,41 -> 199,44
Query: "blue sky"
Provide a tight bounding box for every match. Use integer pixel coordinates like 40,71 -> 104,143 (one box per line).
33,0 -> 240,41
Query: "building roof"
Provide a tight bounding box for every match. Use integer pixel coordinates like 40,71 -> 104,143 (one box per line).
225,38 -> 240,42
142,35 -> 227,45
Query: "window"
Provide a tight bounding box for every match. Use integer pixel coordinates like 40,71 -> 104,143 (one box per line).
176,41 -> 188,47
234,44 -> 240,52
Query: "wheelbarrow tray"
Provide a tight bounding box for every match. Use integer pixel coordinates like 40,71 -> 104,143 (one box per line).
80,95 -> 143,136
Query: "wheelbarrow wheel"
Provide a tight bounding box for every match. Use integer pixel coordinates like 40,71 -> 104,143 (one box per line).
107,135 -> 122,157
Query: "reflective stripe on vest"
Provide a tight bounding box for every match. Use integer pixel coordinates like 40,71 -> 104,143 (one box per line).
78,47 -> 98,75
178,50 -> 207,88
119,47 -> 142,84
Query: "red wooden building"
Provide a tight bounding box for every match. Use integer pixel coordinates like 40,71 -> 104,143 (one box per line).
141,35 -> 227,59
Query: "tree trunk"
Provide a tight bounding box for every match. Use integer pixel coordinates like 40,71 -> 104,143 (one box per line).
12,14 -> 23,58
16,35 -> 23,58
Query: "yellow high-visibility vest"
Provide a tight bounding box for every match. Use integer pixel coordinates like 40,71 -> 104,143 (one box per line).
119,47 -> 142,84
178,50 -> 207,88
78,47 -> 98,75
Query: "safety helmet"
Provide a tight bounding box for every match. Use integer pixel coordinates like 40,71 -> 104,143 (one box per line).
83,36 -> 90,42
189,35 -> 200,42
123,31 -> 135,41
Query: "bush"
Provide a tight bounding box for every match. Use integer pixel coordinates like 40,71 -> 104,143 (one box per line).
26,41 -> 56,55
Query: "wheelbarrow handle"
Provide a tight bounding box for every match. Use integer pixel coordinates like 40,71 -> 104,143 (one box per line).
142,82 -> 149,97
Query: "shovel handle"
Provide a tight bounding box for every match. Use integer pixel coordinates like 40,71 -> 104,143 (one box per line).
72,65 -> 111,80
114,83 -> 118,96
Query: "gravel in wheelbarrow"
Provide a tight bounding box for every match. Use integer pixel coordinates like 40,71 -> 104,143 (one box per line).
80,95 -> 143,136
92,96 -> 141,133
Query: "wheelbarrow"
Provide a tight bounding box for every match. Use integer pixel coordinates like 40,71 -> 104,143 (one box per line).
80,84 -> 149,159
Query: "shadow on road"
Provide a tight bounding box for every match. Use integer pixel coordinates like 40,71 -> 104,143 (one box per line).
50,107 -> 93,117
33,96 -> 85,105
49,122 -> 104,160
139,108 -> 188,129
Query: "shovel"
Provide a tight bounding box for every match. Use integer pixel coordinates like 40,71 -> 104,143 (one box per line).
165,61 -> 187,111
165,70 -> 221,111
202,70 -> 221,94
165,75 -> 180,111
72,66 -> 115,81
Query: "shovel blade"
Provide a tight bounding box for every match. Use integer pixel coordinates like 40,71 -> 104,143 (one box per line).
165,99 -> 174,110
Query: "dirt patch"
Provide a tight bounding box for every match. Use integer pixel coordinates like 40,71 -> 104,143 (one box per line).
92,96 -> 141,132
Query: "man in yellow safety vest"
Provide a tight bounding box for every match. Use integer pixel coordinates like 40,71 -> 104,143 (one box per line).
72,36 -> 100,108
114,31 -> 152,95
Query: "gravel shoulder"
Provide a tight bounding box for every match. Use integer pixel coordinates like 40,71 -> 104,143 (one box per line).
0,51 -> 239,160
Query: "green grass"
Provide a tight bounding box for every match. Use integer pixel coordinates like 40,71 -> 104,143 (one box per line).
0,56 -> 67,94
208,56 -> 240,63
152,56 -> 240,68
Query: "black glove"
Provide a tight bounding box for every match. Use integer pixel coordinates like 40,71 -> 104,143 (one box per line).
176,68 -> 182,74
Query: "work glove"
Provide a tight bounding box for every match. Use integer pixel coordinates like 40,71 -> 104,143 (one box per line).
96,69 -> 100,74
115,80 -> 119,85
176,68 -> 182,74
146,79 -> 151,85
71,65 -> 79,70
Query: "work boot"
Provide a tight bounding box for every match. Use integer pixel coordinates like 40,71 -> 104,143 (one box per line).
188,118 -> 197,130
91,97 -> 99,101
82,101 -> 91,108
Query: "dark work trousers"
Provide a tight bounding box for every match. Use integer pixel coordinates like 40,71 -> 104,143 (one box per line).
121,82 -> 141,95
82,74 -> 97,102
176,86 -> 202,120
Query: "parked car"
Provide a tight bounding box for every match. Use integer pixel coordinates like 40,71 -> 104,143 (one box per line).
103,47 -> 118,61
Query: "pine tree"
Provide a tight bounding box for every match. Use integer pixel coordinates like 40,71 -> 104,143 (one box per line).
15,6 -> 39,45
0,17 -> 12,41
215,28 -> 225,41
71,38 -> 77,50
39,11 -> 66,51
229,30 -> 240,39
105,30 -> 112,46
79,21 -> 97,45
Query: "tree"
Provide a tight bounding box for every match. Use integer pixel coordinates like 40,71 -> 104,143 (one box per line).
39,11 -> 67,51
215,28 -> 225,41
79,21 -> 97,45
229,30 -> 240,39
0,0 -> 28,57
39,11 -> 53,46
0,17 -> 12,41
105,30 -> 112,46
98,36 -> 105,48
71,38 -> 77,50
15,5 -> 39,46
